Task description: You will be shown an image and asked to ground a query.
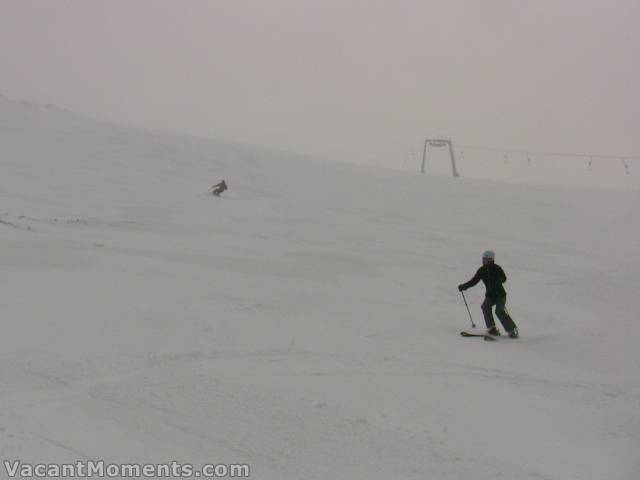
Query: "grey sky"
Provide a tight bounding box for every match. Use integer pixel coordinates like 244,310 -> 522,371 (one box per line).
1,0 -> 638,165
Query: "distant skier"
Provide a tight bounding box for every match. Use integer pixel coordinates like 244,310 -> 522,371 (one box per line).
458,250 -> 519,338
212,179 -> 227,197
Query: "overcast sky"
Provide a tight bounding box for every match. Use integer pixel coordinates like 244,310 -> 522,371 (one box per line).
1,0 -> 638,166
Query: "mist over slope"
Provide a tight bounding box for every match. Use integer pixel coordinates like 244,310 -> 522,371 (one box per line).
1,97 -> 639,479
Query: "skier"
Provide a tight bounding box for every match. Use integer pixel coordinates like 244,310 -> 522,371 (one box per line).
458,250 -> 519,338
212,179 -> 227,196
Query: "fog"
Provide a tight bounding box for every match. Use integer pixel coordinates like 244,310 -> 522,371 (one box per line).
1,0 -> 639,169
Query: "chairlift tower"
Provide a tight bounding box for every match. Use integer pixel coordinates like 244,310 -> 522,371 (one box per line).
421,139 -> 459,177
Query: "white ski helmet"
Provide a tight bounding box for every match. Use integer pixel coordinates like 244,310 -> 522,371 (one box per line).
482,250 -> 495,261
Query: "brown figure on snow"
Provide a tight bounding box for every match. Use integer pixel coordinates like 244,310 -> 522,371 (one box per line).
212,180 -> 227,196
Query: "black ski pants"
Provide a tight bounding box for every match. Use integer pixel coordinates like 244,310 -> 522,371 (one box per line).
482,295 -> 517,332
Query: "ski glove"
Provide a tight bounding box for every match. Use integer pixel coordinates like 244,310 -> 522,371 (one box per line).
458,284 -> 465,292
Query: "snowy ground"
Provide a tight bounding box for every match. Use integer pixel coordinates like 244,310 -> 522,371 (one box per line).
1,97 -> 639,479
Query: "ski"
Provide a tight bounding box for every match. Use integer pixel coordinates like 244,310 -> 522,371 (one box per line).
460,331 -> 496,341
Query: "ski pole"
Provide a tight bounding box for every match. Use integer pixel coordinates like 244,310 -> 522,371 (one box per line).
460,291 -> 476,328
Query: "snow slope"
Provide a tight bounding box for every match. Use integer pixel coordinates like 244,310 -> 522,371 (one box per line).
1,97 -> 639,479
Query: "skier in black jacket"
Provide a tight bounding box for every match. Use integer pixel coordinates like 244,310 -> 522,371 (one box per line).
458,250 -> 519,338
